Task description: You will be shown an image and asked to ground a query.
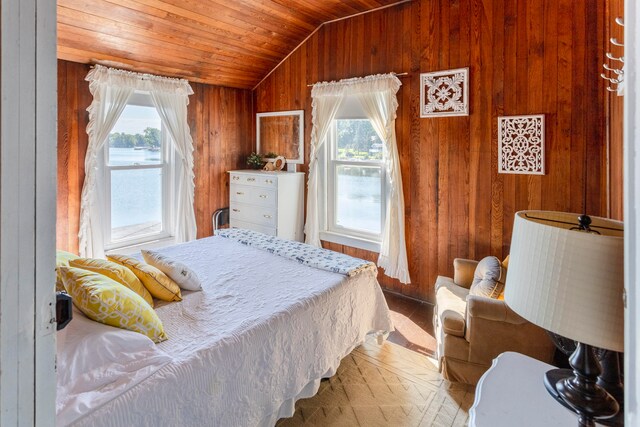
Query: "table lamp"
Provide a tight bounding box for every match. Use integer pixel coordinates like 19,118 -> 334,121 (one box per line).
504,211 -> 624,427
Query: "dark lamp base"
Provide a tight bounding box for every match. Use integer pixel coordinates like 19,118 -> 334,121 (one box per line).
545,369 -> 623,427
543,342 -> 619,427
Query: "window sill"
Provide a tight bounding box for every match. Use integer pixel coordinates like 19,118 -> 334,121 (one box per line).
319,231 -> 381,253
105,236 -> 176,256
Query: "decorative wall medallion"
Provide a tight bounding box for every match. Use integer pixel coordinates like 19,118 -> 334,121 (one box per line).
498,115 -> 545,175
420,68 -> 469,117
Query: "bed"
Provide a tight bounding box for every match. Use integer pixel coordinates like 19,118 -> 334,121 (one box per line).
56,230 -> 394,426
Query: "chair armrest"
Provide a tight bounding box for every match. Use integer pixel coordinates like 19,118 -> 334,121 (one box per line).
441,310 -> 466,337
466,295 -> 527,324
453,258 -> 478,288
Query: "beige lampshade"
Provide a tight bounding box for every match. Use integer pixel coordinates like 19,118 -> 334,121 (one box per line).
504,211 -> 624,352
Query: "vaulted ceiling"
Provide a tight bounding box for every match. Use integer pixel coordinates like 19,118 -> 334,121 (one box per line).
57,0 -> 404,89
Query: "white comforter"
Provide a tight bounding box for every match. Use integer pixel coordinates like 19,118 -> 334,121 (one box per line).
59,236 -> 394,426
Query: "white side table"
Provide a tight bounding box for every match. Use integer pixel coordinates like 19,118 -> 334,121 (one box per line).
469,352 -> 580,427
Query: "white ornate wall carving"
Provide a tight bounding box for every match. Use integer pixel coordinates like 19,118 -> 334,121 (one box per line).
498,115 -> 545,175
420,68 -> 469,117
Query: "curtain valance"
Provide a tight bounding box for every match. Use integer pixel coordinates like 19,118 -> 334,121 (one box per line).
86,64 -> 194,96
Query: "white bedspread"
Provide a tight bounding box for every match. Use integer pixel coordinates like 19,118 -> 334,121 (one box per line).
62,236 -> 393,426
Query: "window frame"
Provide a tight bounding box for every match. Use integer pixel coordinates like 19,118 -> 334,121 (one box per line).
320,117 -> 388,252
101,92 -> 175,251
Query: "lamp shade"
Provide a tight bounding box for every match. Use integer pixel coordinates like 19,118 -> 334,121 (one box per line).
504,211 -> 624,352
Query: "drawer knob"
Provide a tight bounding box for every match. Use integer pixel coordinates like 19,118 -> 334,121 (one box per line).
236,192 -> 244,195
263,214 -> 272,219
247,177 -> 256,182
259,194 -> 267,198
232,176 -> 239,180
265,179 -> 273,184
232,208 -> 240,212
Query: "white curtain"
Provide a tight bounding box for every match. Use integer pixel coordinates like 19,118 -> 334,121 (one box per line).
149,91 -> 196,243
305,74 -> 411,284
78,67 -> 134,258
304,84 -> 344,247
354,76 -> 410,284
78,65 -> 195,258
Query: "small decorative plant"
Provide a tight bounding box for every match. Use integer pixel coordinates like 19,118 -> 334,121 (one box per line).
246,152 -> 263,169
264,152 -> 278,159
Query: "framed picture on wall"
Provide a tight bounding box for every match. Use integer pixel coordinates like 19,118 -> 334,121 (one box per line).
420,68 -> 469,117
497,114 -> 545,175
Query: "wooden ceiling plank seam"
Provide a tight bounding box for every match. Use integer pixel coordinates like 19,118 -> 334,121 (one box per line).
59,1 -> 290,59
234,0 -> 330,28
267,0 -> 345,23
57,14 -> 278,73
184,0 -> 318,33
84,0 -> 293,55
126,0 -> 310,48
58,0 -> 282,61
309,1 -> 370,18
172,0 -> 316,37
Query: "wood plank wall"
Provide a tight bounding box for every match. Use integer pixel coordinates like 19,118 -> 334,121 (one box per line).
605,0 -> 624,220
57,60 -> 253,253
57,60 -> 91,253
189,83 -> 254,238
254,0 -> 608,302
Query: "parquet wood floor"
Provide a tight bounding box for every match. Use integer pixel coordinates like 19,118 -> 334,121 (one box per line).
277,293 -> 474,426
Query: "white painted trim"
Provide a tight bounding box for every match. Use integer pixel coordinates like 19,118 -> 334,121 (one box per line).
104,237 -> 177,256
256,110 -> 305,164
319,231 -> 381,253
324,119 -> 387,246
34,0 -> 58,423
624,1 -> 638,425
101,96 -> 177,251
1,0 -> 57,424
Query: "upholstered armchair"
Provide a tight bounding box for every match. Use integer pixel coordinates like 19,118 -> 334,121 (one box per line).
433,257 -> 555,385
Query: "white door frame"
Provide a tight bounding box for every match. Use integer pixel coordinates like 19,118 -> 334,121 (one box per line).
0,0 -> 57,425
624,1 -> 638,425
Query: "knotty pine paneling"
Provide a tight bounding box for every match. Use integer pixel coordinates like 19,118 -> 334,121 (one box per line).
57,61 -> 91,254
57,60 -> 253,253
606,0 -> 624,220
254,0 -> 608,302
189,83 -> 254,238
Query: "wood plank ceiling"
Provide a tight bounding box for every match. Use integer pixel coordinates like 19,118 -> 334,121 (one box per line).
57,0 -> 403,89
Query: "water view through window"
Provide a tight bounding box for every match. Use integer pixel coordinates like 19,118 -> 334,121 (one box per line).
332,119 -> 384,236
108,103 -> 164,243
335,165 -> 382,234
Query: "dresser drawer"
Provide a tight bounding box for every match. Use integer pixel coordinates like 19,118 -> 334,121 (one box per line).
230,203 -> 277,228
229,172 -> 277,189
230,184 -> 277,207
229,219 -> 276,236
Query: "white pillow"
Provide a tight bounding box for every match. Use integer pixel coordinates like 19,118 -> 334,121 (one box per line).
56,308 -> 172,425
141,249 -> 202,291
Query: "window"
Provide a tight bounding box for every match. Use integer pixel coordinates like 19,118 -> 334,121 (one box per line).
321,97 -> 387,251
102,93 -> 174,250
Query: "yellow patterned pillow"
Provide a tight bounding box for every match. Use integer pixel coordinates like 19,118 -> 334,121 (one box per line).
107,254 -> 182,302
56,250 -> 80,291
69,257 -> 154,307
59,266 -> 167,343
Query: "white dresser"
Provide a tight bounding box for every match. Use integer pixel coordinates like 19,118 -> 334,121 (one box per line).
228,170 -> 305,241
